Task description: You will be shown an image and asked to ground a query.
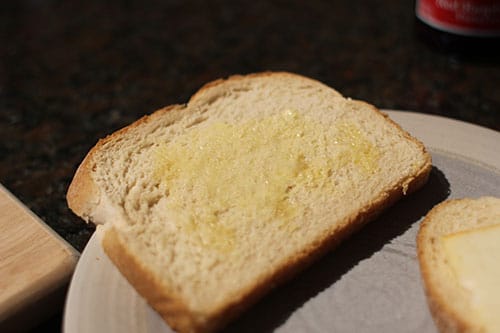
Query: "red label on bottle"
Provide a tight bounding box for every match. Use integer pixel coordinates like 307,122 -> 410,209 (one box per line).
416,0 -> 500,36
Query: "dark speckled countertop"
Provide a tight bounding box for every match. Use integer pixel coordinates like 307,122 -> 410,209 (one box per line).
1,0 -> 499,331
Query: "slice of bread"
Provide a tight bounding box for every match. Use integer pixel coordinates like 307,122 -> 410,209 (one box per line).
67,72 -> 432,333
417,197 -> 500,333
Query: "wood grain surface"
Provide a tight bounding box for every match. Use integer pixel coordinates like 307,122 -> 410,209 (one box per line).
0,184 -> 78,331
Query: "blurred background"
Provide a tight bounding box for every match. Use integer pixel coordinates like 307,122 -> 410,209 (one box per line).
1,0 -> 499,331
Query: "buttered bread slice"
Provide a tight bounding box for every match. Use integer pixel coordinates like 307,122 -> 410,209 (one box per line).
417,197 -> 500,333
67,72 -> 431,333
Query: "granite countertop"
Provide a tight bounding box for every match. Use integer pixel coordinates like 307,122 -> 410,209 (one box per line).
1,0 -> 499,331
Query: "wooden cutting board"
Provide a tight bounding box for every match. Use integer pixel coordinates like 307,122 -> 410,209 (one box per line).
0,184 -> 79,332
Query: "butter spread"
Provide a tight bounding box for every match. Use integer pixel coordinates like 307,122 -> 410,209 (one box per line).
443,223 -> 500,332
153,110 -> 380,251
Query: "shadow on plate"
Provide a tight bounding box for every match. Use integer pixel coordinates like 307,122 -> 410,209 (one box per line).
222,166 -> 450,333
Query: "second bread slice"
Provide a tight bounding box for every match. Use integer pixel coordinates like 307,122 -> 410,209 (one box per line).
417,197 -> 500,333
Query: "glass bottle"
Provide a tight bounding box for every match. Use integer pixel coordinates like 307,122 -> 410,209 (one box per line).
415,0 -> 500,59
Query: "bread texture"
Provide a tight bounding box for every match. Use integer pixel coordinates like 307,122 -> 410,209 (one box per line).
417,197 -> 500,333
67,72 -> 432,333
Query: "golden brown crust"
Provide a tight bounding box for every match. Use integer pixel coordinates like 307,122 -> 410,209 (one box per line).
417,199 -> 481,333
66,150 -> 99,220
188,71 -> 342,105
102,227 -> 209,333
66,104 -> 185,221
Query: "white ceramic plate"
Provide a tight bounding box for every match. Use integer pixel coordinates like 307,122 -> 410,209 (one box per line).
64,111 -> 500,333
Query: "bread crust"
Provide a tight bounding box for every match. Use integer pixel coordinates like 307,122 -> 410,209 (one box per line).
66,104 -> 185,221
417,201 -> 471,333
66,152 -> 100,222
102,228 -> 204,333
68,72 -> 432,333
189,71 -> 342,104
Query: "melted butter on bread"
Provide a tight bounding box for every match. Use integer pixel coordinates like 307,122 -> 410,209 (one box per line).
153,110 -> 380,251
443,223 -> 500,332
